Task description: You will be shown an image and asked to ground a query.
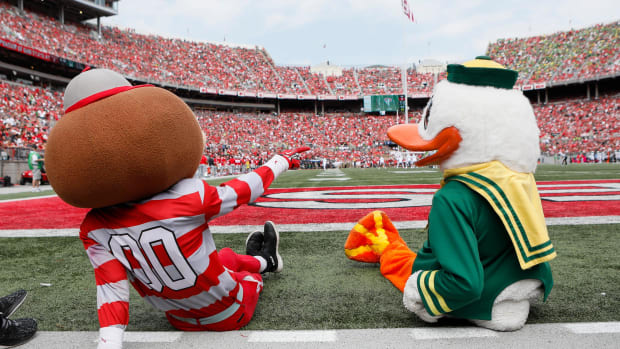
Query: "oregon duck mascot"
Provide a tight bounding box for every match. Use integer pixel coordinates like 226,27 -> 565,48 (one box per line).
344,56 -> 556,331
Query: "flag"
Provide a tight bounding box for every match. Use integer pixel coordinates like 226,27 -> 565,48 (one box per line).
401,0 -> 414,22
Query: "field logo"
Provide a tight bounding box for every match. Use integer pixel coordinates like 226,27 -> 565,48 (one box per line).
254,181 -> 620,210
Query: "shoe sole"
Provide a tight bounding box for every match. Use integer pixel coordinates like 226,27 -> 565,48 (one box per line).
265,221 -> 283,273
3,291 -> 27,318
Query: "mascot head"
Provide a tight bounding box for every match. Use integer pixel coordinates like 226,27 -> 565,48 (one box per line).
388,56 -> 540,173
45,68 -> 204,208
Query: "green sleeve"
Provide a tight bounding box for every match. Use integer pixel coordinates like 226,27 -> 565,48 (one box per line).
416,184 -> 484,316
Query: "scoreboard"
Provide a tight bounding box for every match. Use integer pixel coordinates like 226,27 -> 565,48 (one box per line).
363,94 -> 406,113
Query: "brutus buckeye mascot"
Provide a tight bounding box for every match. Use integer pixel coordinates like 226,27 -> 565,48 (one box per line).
46,68 -> 308,349
344,57 -> 556,331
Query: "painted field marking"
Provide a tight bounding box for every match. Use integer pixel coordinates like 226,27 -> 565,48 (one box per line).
563,322 -> 620,334
1,216 -> 619,238
317,171 -> 346,177
308,177 -> 350,181
410,327 -> 498,339
23,322 -> 620,348
311,169 -> 350,181
0,194 -> 57,203
389,170 -> 439,174
248,330 -> 337,342
90,331 -> 183,343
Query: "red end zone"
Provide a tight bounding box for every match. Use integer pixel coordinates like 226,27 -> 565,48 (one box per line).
1,180 -> 619,230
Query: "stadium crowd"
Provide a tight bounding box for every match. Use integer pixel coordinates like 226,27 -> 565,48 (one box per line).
2,2 -> 617,95
0,2 -> 618,170
488,21 -> 619,85
0,81 -> 61,159
1,79 -> 618,170
534,96 -> 619,160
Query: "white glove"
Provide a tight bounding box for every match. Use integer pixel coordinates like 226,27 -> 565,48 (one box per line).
403,271 -> 443,323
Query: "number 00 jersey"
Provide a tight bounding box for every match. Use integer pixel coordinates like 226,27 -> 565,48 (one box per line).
79,156 -> 288,331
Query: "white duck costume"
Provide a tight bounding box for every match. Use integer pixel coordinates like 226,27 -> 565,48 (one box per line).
344,56 -> 555,331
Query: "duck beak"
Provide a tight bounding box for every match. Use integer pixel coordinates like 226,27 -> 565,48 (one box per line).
387,124 -> 462,167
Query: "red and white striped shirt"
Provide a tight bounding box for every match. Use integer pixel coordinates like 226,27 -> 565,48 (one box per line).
80,156 -> 289,340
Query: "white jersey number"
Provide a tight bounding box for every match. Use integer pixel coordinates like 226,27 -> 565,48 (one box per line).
108,226 -> 198,292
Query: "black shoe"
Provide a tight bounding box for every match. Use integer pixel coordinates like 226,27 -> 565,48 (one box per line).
0,317 -> 37,347
245,230 -> 264,256
261,221 -> 282,273
0,290 -> 27,318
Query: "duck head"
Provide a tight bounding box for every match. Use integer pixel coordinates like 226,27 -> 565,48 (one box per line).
388,56 -> 540,173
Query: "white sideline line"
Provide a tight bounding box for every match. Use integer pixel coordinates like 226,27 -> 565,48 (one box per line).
1,216 -> 619,238
248,330 -> 337,342
308,177 -> 351,181
0,194 -> 57,203
34,322 -> 620,347
125,331 -> 183,342
90,332 -> 183,343
563,322 -> 620,334
410,327 -> 498,339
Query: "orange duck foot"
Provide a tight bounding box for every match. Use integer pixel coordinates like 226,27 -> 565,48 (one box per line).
344,210 -> 404,263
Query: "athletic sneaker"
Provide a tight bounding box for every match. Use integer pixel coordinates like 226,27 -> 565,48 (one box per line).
261,221 -> 283,273
0,290 -> 27,318
0,317 -> 37,347
245,230 -> 264,256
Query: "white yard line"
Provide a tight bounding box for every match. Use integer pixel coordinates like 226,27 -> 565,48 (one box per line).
1,216 -> 619,238
23,322 -> 620,349
248,330 -> 338,343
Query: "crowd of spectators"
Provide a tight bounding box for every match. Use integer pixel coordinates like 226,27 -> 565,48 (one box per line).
0,2 -> 618,169
195,110 -> 402,172
1,78 -> 617,169
0,80 -> 61,159
488,21 -> 620,85
534,95 -> 619,158
2,3 -> 618,95
326,68 -> 360,95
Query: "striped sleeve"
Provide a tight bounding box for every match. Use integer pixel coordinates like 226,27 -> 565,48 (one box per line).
81,231 -> 130,331
210,155 -> 288,218
417,189 -> 484,316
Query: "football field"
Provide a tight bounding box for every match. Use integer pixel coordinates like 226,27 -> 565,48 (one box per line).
1,164 -> 619,348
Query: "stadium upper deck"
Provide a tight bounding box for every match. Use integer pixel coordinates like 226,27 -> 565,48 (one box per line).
0,1 -> 618,164
0,1 -> 618,98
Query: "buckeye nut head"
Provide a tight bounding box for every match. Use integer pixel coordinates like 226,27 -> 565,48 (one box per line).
45,86 -> 204,208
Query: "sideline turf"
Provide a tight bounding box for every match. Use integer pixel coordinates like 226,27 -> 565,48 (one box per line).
0,224 -> 618,331
1,163 -> 618,330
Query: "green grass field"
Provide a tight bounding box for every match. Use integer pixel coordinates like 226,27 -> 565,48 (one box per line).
0,163 -> 618,331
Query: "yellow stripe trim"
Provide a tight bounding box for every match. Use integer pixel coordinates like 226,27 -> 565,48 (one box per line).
428,270 -> 451,313
418,271 -> 440,316
460,174 -> 531,257
443,161 -> 556,269
459,174 -> 555,265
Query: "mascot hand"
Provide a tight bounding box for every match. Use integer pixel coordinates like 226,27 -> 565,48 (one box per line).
280,146 -> 310,169
403,271 -> 443,324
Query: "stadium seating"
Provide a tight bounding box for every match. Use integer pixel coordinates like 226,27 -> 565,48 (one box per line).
534,96 -> 619,156
1,3 -> 618,167
487,21 -> 620,86
0,2 -> 439,95
1,78 -> 617,167
2,3 -> 617,93
0,81 -> 61,155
